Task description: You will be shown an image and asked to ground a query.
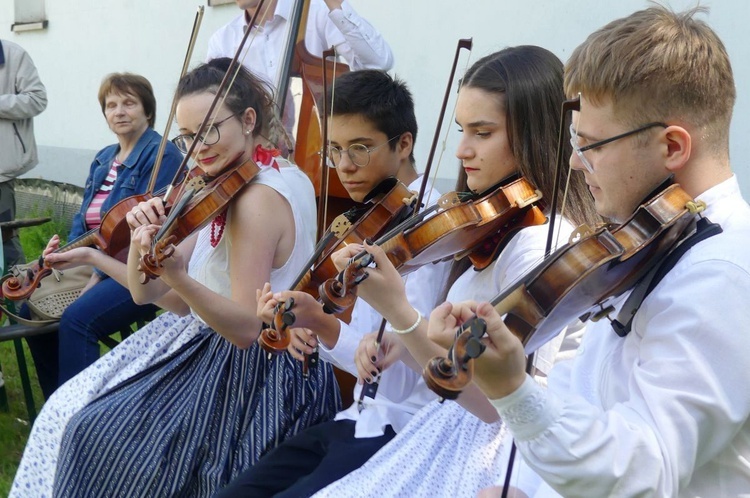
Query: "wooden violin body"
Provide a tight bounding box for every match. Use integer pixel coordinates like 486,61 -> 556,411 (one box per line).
424,181 -> 700,400
139,158 -> 260,281
318,176 -> 547,315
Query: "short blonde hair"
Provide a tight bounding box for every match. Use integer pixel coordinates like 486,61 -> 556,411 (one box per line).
565,5 -> 735,152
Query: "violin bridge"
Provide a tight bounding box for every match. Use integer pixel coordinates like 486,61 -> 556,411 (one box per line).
330,214 -> 352,238
186,176 -> 206,191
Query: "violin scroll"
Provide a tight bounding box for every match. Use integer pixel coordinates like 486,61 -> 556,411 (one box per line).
258,297 -> 297,356
317,253 -> 373,315
423,319 -> 487,400
137,236 -> 177,284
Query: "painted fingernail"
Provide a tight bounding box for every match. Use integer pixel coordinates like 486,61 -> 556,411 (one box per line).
364,238 -> 373,245
371,355 -> 377,362
365,377 -> 372,383
371,370 -> 378,377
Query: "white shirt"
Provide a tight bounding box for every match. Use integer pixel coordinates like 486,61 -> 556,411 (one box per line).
319,177 -> 450,438
492,176 -> 750,497
206,0 -> 394,91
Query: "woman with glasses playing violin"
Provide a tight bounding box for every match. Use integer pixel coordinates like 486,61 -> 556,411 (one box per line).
10,59 -> 340,498
24,73 -> 183,400
310,46 -> 598,498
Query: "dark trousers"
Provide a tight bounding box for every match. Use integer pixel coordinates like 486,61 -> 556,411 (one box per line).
216,419 -> 396,498
0,180 -> 24,268
25,277 -> 157,399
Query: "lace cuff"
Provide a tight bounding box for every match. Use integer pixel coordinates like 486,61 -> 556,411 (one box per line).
489,375 -> 562,441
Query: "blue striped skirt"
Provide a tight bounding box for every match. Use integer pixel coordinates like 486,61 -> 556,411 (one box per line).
52,324 -> 341,497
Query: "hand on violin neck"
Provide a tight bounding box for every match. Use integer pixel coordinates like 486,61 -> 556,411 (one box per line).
256,282 -> 277,324
429,301 -> 527,400
287,328 -> 318,362
267,289 -> 340,341
354,331 -> 405,385
130,224 -> 161,256
44,246 -> 96,270
42,234 -> 61,258
331,240 -> 409,320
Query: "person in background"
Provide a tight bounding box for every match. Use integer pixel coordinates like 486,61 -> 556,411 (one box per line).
207,0 -> 394,144
0,39 -> 47,268
25,73 -> 182,398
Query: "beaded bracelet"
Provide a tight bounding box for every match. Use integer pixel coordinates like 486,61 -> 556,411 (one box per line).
390,308 -> 422,334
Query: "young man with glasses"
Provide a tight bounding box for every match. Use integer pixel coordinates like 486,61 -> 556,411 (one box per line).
429,6 -> 750,497
216,69 -> 449,498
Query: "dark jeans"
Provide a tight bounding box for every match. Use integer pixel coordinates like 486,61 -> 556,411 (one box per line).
0,180 -> 24,268
216,419 -> 396,498
25,276 -> 157,399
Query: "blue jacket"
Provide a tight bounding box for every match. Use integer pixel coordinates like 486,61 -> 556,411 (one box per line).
69,127 -> 183,241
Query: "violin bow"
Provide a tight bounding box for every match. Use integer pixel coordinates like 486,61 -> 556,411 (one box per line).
417,38 -> 473,209
499,95 -> 582,498
147,6 -> 204,197
160,0 -> 271,211
360,38 -> 473,405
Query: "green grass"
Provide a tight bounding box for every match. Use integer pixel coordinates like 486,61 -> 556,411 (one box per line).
0,211 -> 69,496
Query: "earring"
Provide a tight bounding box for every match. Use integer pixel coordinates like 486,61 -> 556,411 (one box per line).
245,130 -> 251,136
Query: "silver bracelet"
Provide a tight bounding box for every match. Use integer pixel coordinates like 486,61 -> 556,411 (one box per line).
390,308 -> 422,335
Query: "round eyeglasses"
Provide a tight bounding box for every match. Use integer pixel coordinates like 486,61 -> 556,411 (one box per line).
569,122 -> 667,173
326,135 -> 400,168
172,112 -> 242,154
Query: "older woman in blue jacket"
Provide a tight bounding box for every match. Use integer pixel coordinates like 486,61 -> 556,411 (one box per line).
27,73 -> 182,398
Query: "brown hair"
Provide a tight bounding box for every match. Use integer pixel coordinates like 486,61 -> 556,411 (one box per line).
461,46 -> 597,227
176,58 -> 274,139
439,46 -> 599,301
98,73 -> 156,128
565,5 -> 735,155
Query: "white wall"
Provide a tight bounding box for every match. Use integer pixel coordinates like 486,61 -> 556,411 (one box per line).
1,0 -> 748,194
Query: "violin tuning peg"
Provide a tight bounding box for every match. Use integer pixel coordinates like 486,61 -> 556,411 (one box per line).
359,253 -> 374,268
470,318 -> 487,338
282,311 -> 296,327
284,297 -> 295,311
465,337 -> 486,359
354,272 -> 369,285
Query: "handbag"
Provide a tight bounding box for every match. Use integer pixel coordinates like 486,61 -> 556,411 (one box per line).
0,263 -> 93,326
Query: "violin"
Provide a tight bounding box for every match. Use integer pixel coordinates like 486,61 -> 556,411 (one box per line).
423,179 -> 703,400
257,177 -> 417,356
317,175 -> 547,315
138,156 -> 261,281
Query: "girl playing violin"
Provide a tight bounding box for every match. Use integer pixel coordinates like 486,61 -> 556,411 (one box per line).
10,59 -> 340,498
311,46 -> 598,497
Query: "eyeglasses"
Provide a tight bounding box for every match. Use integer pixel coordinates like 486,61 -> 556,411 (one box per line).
172,112 -> 241,154
569,122 -> 667,173
326,135 -> 400,168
